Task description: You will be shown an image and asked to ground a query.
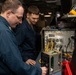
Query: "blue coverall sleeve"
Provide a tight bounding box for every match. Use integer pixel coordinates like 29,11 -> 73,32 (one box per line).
0,30 -> 42,75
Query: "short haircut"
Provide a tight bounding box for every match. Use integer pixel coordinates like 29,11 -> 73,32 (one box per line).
27,5 -> 39,15
1,0 -> 22,13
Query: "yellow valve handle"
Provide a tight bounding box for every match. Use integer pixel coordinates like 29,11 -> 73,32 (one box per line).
50,39 -> 54,51
69,10 -> 76,15
45,42 -> 50,52
39,59 -> 43,64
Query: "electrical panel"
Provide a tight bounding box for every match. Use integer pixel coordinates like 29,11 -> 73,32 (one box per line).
41,29 -> 75,75
42,30 -> 75,53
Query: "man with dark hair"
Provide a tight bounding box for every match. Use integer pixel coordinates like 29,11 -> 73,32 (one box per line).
0,0 -> 47,75
14,5 -> 41,65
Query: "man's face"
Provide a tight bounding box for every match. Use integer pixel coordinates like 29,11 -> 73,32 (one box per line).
27,13 -> 39,25
9,6 -> 24,28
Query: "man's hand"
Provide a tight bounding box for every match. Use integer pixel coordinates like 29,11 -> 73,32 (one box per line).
41,67 -> 48,75
25,59 -> 36,65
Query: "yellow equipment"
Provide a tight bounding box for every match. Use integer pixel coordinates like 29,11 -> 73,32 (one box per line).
69,5 -> 76,15
45,39 -> 55,52
45,39 -> 51,52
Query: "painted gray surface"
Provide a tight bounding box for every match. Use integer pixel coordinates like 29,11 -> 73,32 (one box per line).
36,52 -> 61,75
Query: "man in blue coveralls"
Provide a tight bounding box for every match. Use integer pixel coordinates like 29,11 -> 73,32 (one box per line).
14,5 -> 41,65
0,0 -> 47,75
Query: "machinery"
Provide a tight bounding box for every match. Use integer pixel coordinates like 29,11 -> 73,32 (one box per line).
41,29 -> 75,75
69,4 -> 76,15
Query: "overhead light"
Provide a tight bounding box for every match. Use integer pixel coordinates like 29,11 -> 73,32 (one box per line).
34,0 -> 40,1
44,15 -> 51,17
48,12 -> 52,15
45,0 -> 57,3
39,13 -> 44,15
